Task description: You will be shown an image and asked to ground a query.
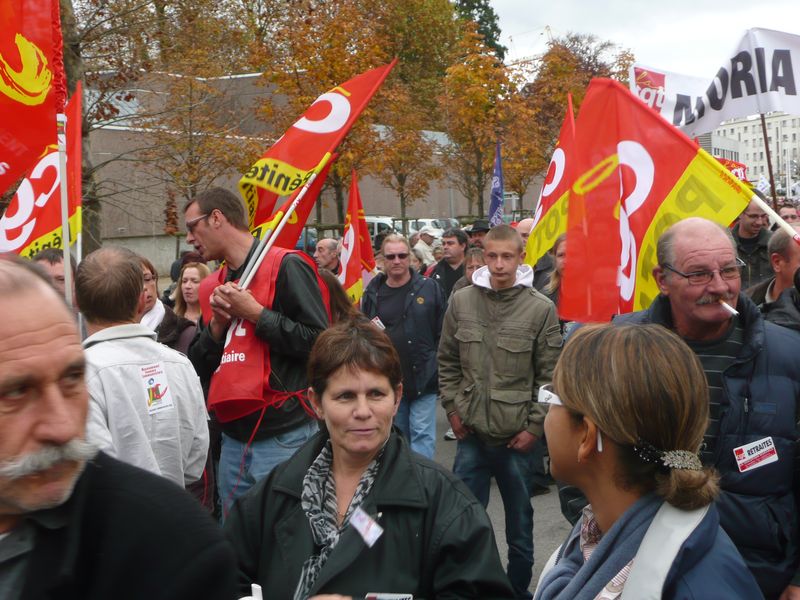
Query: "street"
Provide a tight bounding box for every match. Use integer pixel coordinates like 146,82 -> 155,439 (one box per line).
432,406 -> 573,595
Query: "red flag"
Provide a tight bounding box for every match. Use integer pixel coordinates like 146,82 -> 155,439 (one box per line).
239,60 -> 397,230
341,171 -> 376,304
0,87 -> 81,257
525,94 -> 575,266
252,155 -> 336,249
560,79 -> 752,322
0,0 -> 61,195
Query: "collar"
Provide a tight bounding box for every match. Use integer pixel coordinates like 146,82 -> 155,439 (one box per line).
83,323 -> 158,349
140,299 -> 165,331
647,293 -> 764,359
472,263 -> 534,290
272,430 -> 427,509
765,279 -> 777,303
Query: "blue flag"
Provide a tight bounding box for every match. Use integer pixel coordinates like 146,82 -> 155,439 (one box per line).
488,141 -> 504,226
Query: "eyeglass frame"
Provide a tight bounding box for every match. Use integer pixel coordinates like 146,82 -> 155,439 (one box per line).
537,384 -> 603,452
660,257 -> 746,286
185,213 -> 210,234
384,252 -> 410,261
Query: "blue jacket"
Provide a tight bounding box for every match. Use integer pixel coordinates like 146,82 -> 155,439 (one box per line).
615,294 -> 800,598
361,269 -> 446,399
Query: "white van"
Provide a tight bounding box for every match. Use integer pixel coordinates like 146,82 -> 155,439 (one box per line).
364,216 -> 395,244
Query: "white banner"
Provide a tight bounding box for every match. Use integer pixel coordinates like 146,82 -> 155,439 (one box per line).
630,28 -> 800,137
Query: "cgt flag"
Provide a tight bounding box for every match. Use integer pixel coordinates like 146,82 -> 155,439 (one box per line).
239,59 -> 397,230
340,171 -> 376,304
560,78 -> 753,322
0,85 -> 81,257
526,94 -> 575,267
252,154 -> 336,249
0,0 -> 60,195
488,141 -> 504,226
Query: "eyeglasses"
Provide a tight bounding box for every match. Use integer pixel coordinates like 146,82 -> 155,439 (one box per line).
661,258 -> 745,286
538,384 -> 603,452
186,213 -> 209,234
385,253 -> 409,261
742,212 -> 766,220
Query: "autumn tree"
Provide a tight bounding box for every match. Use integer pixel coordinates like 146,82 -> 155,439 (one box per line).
500,85 -> 548,211
527,33 -> 634,152
370,85 -> 442,232
252,0 -> 460,224
439,23 -> 509,218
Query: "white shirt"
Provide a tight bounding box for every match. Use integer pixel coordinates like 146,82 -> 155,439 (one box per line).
83,324 -> 209,487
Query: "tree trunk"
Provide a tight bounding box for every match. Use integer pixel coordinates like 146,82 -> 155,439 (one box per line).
61,0 -> 101,256
332,173 -> 346,225
399,188 -> 407,235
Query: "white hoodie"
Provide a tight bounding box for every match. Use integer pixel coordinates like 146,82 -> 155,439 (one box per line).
471,263 -> 534,290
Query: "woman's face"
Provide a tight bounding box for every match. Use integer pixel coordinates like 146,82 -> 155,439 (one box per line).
409,252 -> 422,272
142,267 -> 157,312
554,241 -> 567,275
311,366 -> 400,462
181,267 -> 202,306
465,258 -> 485,282
543,393 -> 583,486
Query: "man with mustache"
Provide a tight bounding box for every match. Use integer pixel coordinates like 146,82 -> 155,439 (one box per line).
0,257 -> 237,600
611,217 -> 800,600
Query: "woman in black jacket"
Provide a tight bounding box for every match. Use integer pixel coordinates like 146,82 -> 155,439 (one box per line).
224,318 -> 513,600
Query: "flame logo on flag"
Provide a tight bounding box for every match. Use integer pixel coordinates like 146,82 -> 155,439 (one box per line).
0,33 -> 52,106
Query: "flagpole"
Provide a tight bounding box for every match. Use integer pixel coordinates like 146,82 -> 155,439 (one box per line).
760,114 -> 779,210
57,113 -> 73,308
239,170 -> 322,291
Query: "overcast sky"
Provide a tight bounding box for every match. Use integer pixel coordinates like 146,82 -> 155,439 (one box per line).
493,1 -> 800,78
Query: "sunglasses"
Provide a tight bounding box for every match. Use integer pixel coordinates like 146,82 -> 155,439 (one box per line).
385,253 -> 409,261
538,384 -> 603,452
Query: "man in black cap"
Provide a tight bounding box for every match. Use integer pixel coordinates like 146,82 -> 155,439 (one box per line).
469,219 -> 491,249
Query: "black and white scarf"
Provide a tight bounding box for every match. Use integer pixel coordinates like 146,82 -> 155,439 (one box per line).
293,441 -> 382,600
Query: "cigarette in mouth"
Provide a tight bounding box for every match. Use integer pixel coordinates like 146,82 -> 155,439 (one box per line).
718,299 -> 739,316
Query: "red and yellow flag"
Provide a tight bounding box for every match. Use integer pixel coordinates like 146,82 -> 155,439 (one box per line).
0,0 -> 60,195
341,171 -> 376,304
525,94 -> 575,266
252,154 -> 336,249
560,78 -> 753,322
239,59 -> 397,230
0,84 -> 81,257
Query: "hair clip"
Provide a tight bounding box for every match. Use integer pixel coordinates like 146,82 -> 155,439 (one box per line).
633,440 -> 702,471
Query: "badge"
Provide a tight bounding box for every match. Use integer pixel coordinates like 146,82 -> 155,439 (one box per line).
140,362 -> 175,415
365,595 -> 413,600
416,296 -> 424,304
350,506 -> 383,547
371,316 -> 386,330
733,436 -> 778,473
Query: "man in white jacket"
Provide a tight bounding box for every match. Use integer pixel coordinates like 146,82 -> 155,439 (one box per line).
76,247 -> 209,488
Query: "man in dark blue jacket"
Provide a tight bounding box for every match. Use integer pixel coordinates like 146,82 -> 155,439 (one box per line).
361,234 -> 445,459
615,217 -> 800,600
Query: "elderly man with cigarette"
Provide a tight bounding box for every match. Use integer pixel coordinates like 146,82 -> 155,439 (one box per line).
610,217 -> 800,600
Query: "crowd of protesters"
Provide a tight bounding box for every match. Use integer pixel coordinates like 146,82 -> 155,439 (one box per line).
3,186 -> 800,600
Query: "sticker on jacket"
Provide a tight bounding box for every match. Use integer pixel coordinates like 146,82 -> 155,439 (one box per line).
140,362 -> 175,415
366,594 -> 413,600
371,316 -> 386,330
351,506 -> 383,547
733,436 -> 778,473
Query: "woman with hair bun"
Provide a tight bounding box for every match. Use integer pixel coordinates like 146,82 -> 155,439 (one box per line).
535,323 -> 762,600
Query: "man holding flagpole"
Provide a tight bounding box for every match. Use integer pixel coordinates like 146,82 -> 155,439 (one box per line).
185,187 -> 329,517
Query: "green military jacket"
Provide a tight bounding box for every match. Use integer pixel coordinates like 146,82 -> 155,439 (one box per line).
438,280 -> 562,444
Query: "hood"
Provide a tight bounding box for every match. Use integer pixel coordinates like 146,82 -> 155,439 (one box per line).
472,264 -> 534,290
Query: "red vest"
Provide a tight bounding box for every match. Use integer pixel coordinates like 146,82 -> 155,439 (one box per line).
199,248 -> 329,422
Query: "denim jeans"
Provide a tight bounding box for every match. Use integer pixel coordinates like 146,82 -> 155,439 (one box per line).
453,435 -> 535,599
218,420 -> 318,520
393,392 -> 437,459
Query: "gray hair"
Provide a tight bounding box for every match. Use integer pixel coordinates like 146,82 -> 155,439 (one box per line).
768,225 -> 800,260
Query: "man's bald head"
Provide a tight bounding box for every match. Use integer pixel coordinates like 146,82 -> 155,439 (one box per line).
657,218 -> 736,268
76,247 -> 144,325
0,256 -> 68,311
313,238 -> 340,272
516,218 -> 535,243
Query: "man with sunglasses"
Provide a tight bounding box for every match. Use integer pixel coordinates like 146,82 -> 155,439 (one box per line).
183,188 -> 329,517
611,217 -> 800,600
732,195 -> 772,288
361,234 -> 445,459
